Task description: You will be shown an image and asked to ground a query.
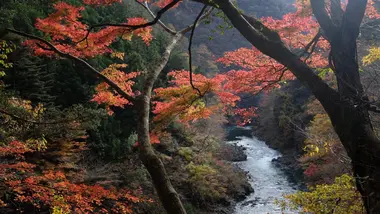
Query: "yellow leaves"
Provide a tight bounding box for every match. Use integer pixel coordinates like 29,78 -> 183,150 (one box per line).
121,33 -> 133,41
52,195 -> 70,214
277,174 -> 363,214
0,40 -> 15,76
363,47 -> 380,65
153,81 -> 215,125
303,113 -> 339,158
110,52 -> 125,60
303,144 -> 320,157
26,137 -> 48,152
7,98 -> 45,118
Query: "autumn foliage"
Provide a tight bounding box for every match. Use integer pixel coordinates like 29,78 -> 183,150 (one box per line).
26,2 -> 152,58
0,139 -> 146,213
4,0 -> 379,213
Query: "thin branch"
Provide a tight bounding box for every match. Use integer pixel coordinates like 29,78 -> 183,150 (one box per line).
135,0 -> 177,35
239,67 -> 288,100
299,30 -> 322,62
5,28 -> 136,103
76,0 -> 180,43
188,5 -> 208,96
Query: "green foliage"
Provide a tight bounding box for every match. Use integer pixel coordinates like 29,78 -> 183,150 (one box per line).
183,203 -> 197,214
178,147 -> 193,161
5,55 -> 57,106
1,0 -> 181,162
0,0 -> 48,32
317,68 -> 334,78
88,116 -> 136,160
276,174 -> 363,214
186,162 -> 227,201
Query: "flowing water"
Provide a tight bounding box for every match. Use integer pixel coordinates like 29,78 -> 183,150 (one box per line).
230,136 -> 299,214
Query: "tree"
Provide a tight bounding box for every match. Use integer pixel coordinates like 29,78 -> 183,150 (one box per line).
1,1 -> 213,213
3,0 -> 380,213
188,0 -> 380,212
277,174 -> 363,214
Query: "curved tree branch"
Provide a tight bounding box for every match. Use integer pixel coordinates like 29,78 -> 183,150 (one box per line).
213,0 -> 339,108
135,0 -> 177,35
76,0 -> 181,43
188,5 -> 208,96
4,28 -> 136,103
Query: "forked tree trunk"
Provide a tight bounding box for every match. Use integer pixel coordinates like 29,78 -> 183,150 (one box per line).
210,0 -> 380,212
326,41 -> 380,213
135,33 -> 187,214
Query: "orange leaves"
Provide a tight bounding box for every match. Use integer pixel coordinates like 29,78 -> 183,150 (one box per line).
152,70 -> 255,126
0,139 -> 147,213
262,14 -> 319,50
0,140 -> 33,158
91,64 -> 139,114
125,17 -> 153,44
153,71 -> 221,124
150,132 -> 161,144
28,2 -> 152,58
6,170 -> 143,213
134,132 -> 163,146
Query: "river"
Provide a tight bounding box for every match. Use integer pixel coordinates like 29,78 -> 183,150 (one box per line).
230,136 -> 299,214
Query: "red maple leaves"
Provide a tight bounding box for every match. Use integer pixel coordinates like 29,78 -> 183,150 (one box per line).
27,2 -> 152,58
25,0 -> 380,135
0,139 -> 146,213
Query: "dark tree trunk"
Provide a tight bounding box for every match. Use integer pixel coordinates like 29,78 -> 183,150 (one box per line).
208,0 -> 380,212
327,41 -> 380,213
330,106 -> 380,213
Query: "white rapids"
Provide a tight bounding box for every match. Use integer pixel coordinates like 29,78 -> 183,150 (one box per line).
230,136 -> 299,214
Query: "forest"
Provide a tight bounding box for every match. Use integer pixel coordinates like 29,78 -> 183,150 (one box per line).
0,0 -> 380,213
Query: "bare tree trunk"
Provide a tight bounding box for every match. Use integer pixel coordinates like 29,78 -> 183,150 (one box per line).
136,96 -> 186,214
136,33 -> 187,214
